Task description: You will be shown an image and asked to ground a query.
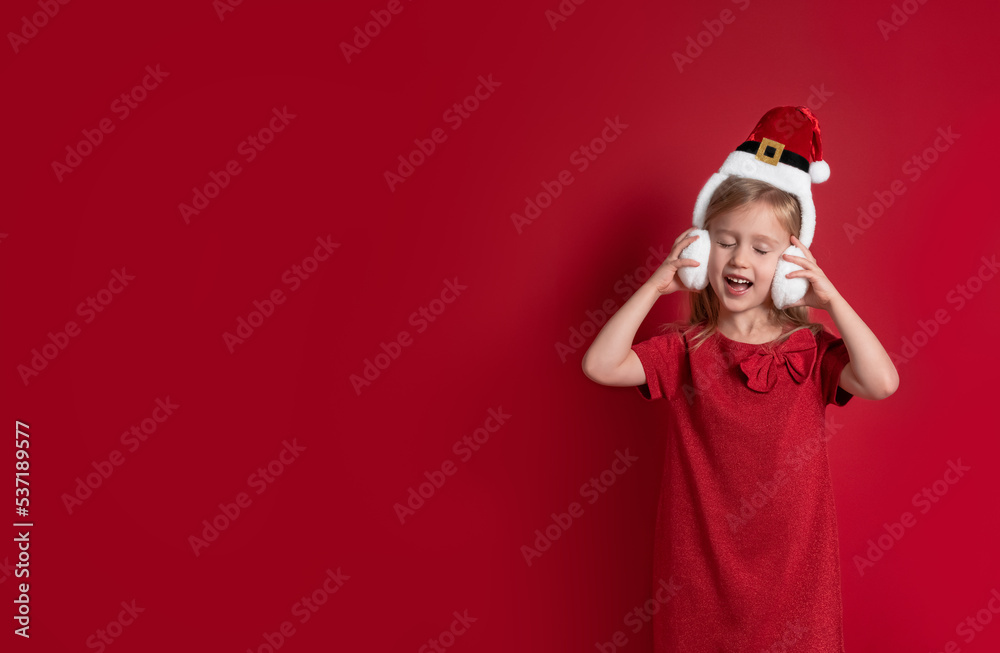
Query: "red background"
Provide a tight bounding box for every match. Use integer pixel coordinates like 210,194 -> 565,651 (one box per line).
3,0 -> 999,650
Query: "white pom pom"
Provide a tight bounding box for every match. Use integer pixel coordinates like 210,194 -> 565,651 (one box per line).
809,160 -> 830,184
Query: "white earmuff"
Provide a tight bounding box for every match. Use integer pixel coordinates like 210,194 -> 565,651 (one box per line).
771,244 -> 808,310
677,229 -> 710,291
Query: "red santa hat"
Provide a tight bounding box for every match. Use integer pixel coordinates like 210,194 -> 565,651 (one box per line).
691,105 -> 829,248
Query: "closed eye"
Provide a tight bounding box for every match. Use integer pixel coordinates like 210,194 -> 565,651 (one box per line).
716,242 -> 769,255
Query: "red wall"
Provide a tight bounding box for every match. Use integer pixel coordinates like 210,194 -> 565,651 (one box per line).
3,0 -> 999,650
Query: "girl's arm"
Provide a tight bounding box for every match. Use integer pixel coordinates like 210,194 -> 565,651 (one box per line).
826,294 -> 900,400
781,234 -> 899,401
582,283 -> 659,386
582,229 -> 702,386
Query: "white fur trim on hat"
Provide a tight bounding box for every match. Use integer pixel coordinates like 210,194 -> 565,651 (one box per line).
691,151 -> 816,249
692,172 -> 728,230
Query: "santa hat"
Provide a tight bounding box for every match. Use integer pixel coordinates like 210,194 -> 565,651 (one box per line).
678,106 -> 829,309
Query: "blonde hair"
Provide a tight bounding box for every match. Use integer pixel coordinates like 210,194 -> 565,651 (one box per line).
658,176 -> 826,353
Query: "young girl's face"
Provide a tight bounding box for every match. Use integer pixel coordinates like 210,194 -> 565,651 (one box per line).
707,200 -> 791,312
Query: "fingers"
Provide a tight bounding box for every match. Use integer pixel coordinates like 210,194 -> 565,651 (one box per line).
786,269 -> 816,281
670,233 -> 701,258
789,235 -> 816,262
782,252 -> 813,267
674,230 -> 699,245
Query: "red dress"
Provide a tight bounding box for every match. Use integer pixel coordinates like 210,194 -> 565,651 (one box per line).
631,322 -> 853,652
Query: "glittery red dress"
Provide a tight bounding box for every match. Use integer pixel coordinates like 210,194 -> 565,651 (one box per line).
631,323 -> 853,652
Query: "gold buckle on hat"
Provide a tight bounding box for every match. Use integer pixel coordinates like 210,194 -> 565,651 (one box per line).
756,138 -> 784,166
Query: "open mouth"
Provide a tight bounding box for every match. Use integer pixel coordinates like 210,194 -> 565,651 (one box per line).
724,276 -> 753,295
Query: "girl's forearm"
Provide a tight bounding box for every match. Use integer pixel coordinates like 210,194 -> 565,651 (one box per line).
582,282 -> 661,377
826,292 -> 899,396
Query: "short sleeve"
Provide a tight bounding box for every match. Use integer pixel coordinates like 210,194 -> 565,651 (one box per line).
818,333 -> 853,407
631,327 -> 686,402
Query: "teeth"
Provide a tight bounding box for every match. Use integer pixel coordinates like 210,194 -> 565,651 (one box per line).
726,276 -> 751,284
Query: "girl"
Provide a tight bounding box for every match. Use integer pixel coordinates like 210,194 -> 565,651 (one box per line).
581,171 -> 899,651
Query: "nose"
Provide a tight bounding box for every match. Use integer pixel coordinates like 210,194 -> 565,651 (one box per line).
729,245 -> 749,268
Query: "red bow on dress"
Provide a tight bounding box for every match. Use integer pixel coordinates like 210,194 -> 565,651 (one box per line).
738,329 -> 817,393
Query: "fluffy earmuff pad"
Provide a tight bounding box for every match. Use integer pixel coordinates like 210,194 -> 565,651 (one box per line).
771,245 -> 808,309
677,229 -> 711,291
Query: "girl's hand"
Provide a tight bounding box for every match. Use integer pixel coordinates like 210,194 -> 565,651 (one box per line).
781,235 -> 841,310
647,227 -> 703,296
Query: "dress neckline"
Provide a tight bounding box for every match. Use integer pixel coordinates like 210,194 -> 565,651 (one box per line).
697,324 -> 786,349
715,330 -> 778,348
